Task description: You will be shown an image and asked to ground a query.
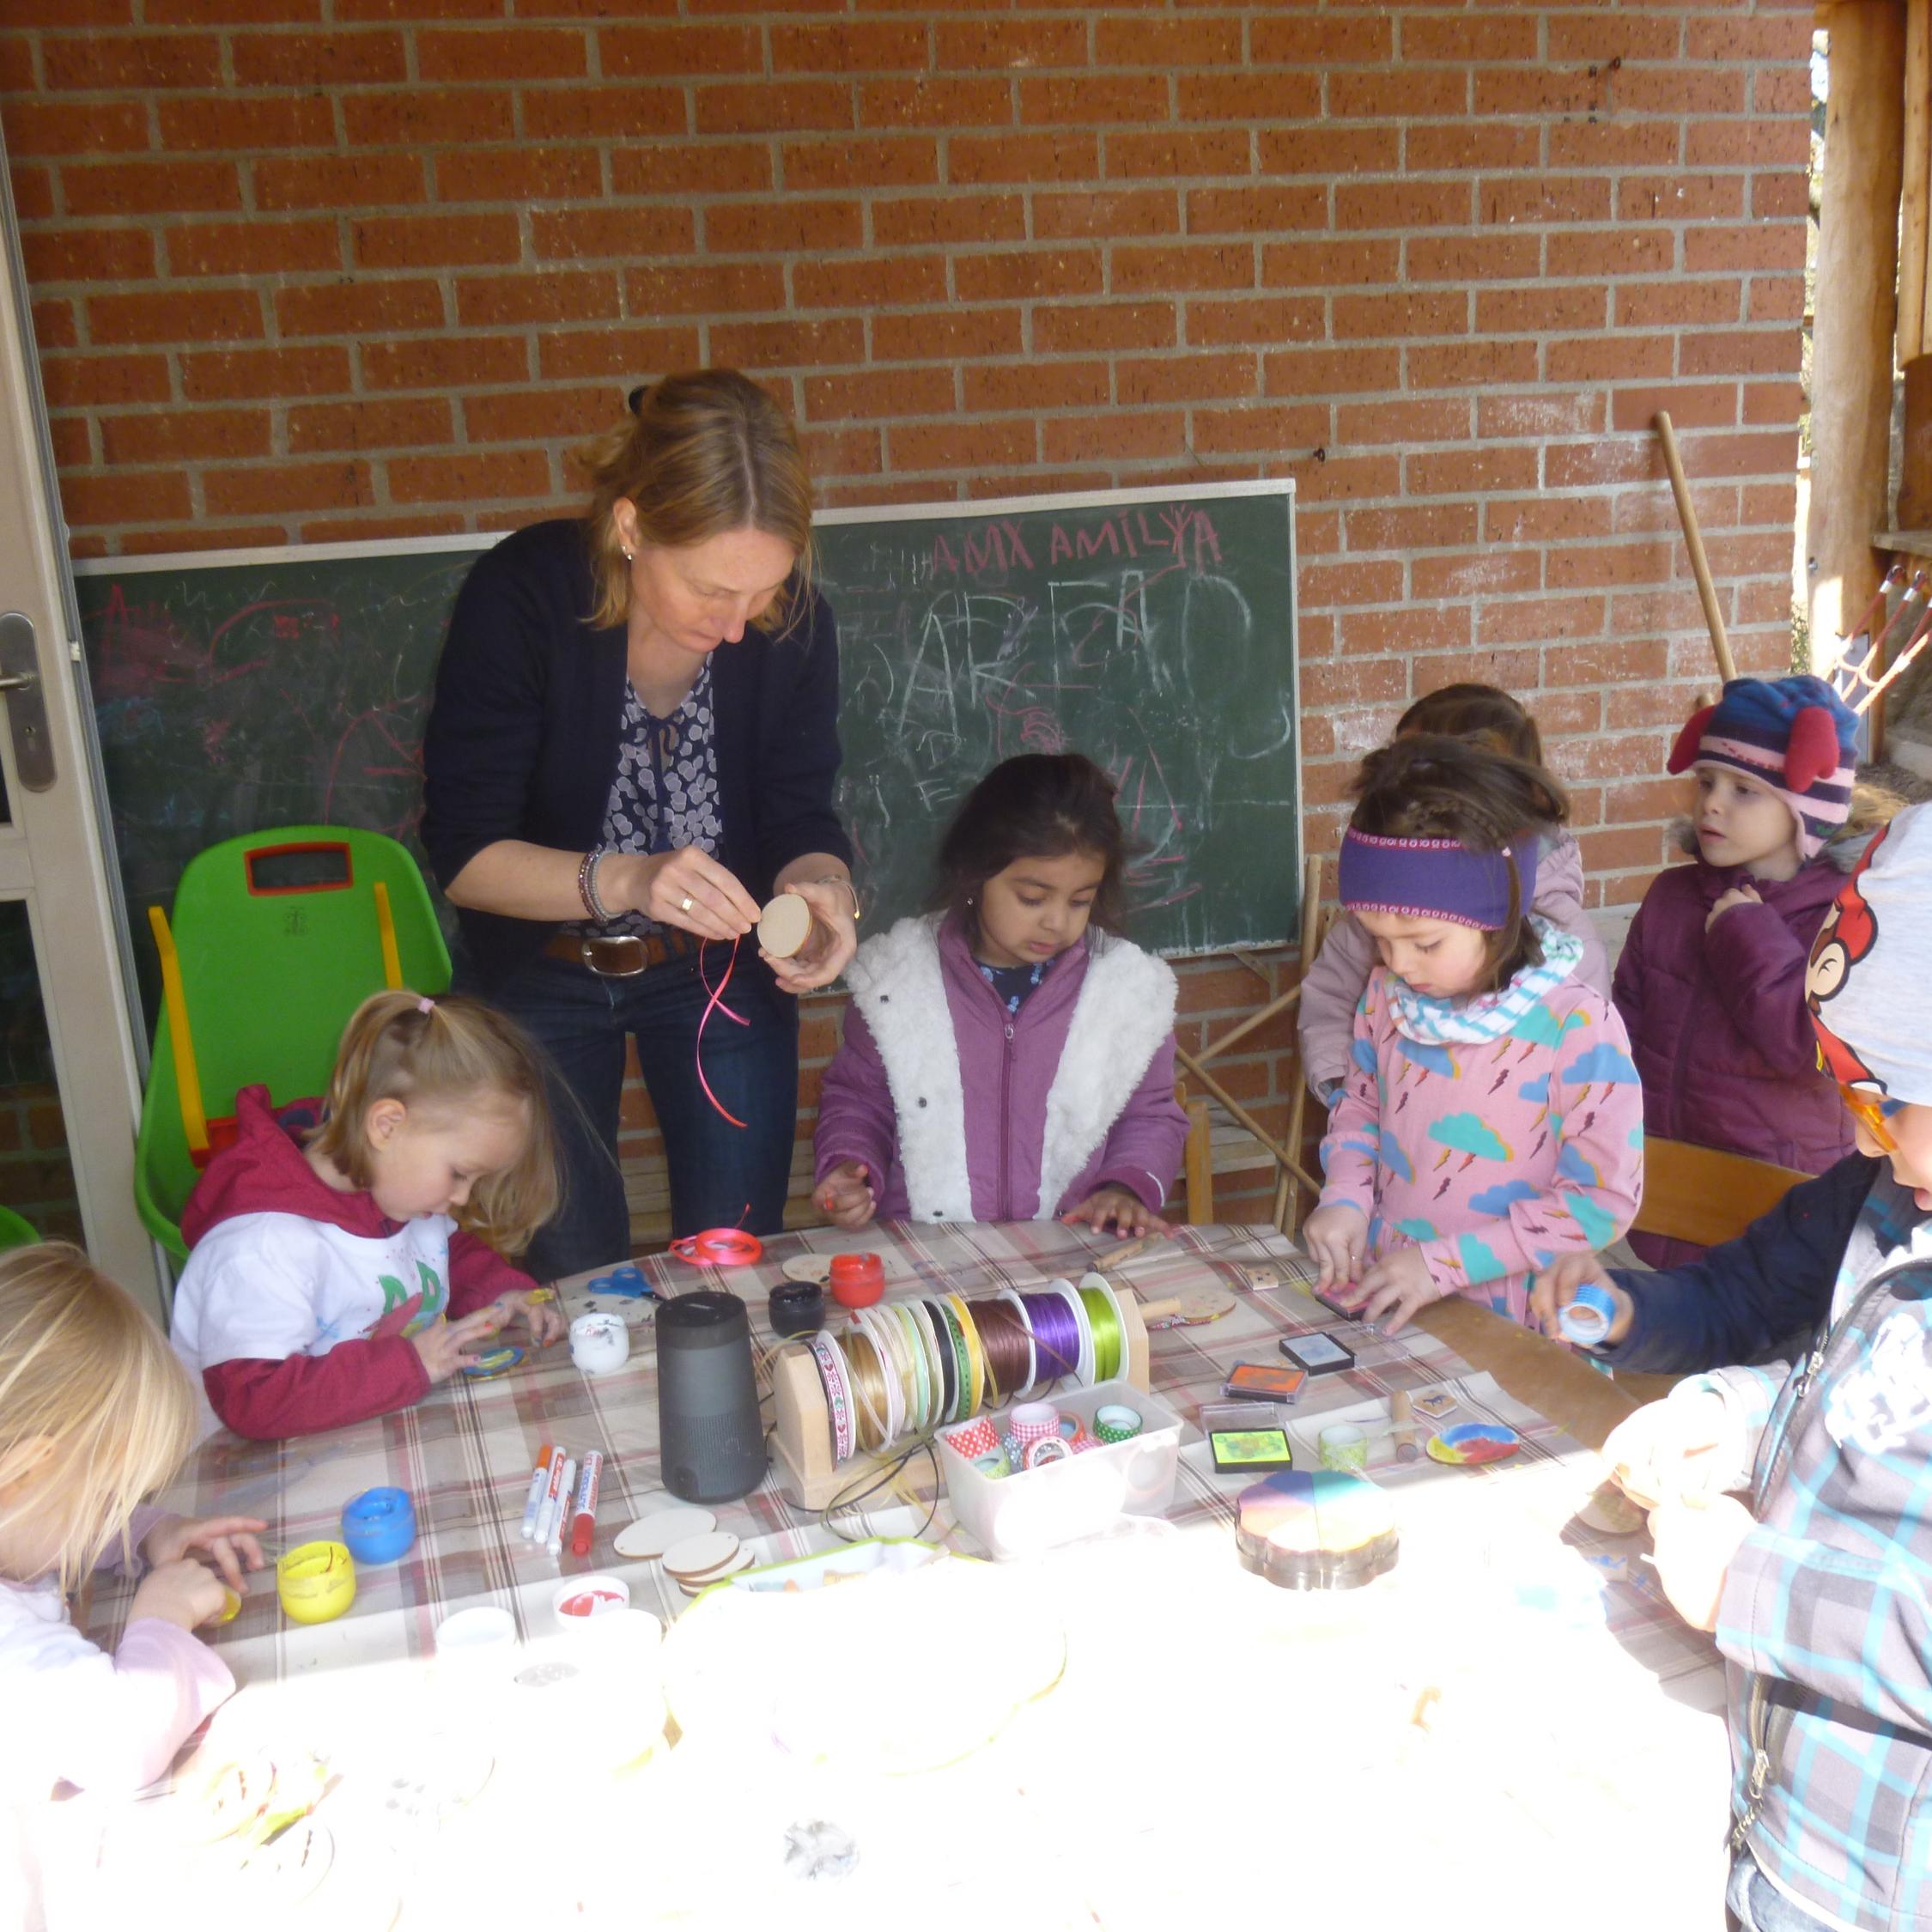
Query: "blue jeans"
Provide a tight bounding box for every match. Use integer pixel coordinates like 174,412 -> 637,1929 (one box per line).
1727,1853 -> 1832,1932
472,947 -> 799,1279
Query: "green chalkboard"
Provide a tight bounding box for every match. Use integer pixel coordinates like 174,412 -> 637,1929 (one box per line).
76,481 -> 1298,1011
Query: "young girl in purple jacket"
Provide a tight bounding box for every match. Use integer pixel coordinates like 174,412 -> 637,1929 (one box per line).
813,754 -> 1189,1234
1615,675 -> 1895,1267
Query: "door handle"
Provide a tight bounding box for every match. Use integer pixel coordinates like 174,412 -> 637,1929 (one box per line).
0,612 -> 55,792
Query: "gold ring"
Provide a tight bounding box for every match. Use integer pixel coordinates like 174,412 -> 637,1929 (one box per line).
679,895 -> 693,913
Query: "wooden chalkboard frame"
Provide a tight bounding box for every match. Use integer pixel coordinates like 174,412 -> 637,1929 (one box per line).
74,477 -> 1299,995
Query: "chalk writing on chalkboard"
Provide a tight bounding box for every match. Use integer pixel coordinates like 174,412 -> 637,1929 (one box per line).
76,481 -> 1297,1020
818,482 -> 1299,958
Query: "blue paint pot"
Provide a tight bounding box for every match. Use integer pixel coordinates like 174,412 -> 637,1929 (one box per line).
342,1485 -> 416,1565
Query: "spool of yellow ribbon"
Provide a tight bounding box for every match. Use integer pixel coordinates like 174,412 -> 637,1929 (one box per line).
276,1540 -> 356,1625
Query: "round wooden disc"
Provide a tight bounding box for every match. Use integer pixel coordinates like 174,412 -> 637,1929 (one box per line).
1143,1284 -> 1236,1330
781,1253 -> 834,1285
613,1508 -> 715,1560
757,894 -> 813,959
662,1530 -> 740,1580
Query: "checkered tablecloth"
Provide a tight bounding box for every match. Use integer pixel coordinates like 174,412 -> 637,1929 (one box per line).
56,1221 -> 1735,1929
88,1218 -> 1717,1708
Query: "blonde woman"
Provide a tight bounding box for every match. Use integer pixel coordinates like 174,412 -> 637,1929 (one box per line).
422,370 -> 857,1274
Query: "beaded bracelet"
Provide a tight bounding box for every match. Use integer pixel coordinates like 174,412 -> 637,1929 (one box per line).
578,848 -> 615,924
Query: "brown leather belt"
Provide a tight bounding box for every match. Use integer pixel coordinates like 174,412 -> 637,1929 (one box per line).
542,927 -> 694,978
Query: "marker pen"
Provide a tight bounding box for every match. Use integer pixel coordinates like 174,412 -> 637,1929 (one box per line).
536,1443 -> 568,1547
519,1443 -> 555,1541
545,1458 -> 576,1558
568,1451 -> 603,1558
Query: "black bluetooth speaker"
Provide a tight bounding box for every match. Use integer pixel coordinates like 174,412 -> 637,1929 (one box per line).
654,1291 -> 767,1504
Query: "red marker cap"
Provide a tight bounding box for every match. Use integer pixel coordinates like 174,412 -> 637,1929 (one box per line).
569,1512 -> 593,1558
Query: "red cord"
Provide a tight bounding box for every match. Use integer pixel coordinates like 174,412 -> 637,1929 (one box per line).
694,936 -> 748,1129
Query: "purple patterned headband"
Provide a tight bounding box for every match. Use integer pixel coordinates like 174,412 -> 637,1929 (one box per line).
1337,829 -> 1534,932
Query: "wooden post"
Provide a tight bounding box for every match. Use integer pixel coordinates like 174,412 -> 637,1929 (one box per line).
1901,0 -> 1930,367
1808,0 -> 1907,656
1272,852 -> 1326,1236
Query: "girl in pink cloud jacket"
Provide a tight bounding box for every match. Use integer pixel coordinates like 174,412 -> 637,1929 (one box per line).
814,754 -> 1188,1234
1304,737 -> 1643,1334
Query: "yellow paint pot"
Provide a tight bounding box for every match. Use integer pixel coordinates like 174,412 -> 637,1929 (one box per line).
216,1586 -> 242,1624
276,1540 -> 356,1625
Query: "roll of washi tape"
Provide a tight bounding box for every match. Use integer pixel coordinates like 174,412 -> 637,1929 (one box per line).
1319,1423 -> 1369,1473
945,1415 -> 1000,1461
276,1540 -> 356,1625
971,1450 -> 1011,1480
1094,1404 -> 1143,1445
1009,1400 -> 1060,1449
1022,1436 -> 1073,1471
1001,1432 -> 1024,1465
1558,1280 -> 1619,1348
827,1251 -> 884,1308
1056,1413 -> 1081,1441
341,1485 -> 416,1565
670,1229 -> 765,1267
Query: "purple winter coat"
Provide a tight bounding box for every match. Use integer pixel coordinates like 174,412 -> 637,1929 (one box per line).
813,914 -> 1189,1224
1613,834 -> 1867,1268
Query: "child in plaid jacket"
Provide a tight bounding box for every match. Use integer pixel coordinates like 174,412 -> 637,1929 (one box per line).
1579,808 -> 1932,1932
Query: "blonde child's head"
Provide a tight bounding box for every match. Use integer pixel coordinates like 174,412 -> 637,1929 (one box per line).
0,1243 -> 197,1592
307,992 -> 560,1256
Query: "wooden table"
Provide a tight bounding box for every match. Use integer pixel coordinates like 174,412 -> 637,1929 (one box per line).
46,1222 -> 1728,1931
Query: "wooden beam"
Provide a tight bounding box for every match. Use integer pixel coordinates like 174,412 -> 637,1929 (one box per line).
1808,0 -> 1908,656
1902,0 -> 1930,364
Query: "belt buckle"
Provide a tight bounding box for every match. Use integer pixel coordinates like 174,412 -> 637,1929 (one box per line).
580,934 -> 648,978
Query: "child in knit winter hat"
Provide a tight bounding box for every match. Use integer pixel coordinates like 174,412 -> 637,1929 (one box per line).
1611,675 -> 1895,1268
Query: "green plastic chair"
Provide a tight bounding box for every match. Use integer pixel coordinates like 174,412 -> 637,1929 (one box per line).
134,827 -> 452,1263
0,1205 -> 39,1249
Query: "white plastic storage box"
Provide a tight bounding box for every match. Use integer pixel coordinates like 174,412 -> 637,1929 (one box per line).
936,1377 -> 1184,1560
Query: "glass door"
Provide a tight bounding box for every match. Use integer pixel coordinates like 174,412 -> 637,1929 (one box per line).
0,129 -> 159,1317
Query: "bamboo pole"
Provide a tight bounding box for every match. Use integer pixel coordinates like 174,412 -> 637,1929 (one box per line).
1655,411 -> 1738,684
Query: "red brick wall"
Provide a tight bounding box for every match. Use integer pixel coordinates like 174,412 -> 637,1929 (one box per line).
2,3 -> 1812,1230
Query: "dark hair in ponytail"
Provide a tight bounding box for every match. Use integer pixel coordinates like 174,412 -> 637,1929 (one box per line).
1348,734 -> 1570,992
927,752 -> 1133,945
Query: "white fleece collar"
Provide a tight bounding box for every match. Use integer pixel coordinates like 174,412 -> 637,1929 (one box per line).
846,916 -> 1177,1221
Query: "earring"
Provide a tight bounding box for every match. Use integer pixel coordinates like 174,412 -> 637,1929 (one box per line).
622,547 -> 634,562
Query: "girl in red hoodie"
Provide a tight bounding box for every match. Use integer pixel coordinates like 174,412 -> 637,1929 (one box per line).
170,992 -> 562,1439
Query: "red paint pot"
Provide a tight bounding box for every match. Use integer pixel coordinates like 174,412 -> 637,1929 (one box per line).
828,1252 -> 885,1309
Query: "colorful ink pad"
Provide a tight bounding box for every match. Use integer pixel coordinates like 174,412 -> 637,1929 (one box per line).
1234,1469 -> 1398,1591
1425,1422 -> 1521,1467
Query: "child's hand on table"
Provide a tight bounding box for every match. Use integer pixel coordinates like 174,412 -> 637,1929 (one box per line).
1646,1492 -> 1755,1631
1302,1203 -> 1368,1291
1061,1188 -> 1170,1239
1599,1391 -> 1737,1509
818,1161 -> 877,1231
1529,1253 -> 1632,1346
412,1308 -> 504,1383
139,1514 -> 267,1595
130,1558 -> 233,1633
1352,1245 -> 1441,1336
493,1288 -> 563,1347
